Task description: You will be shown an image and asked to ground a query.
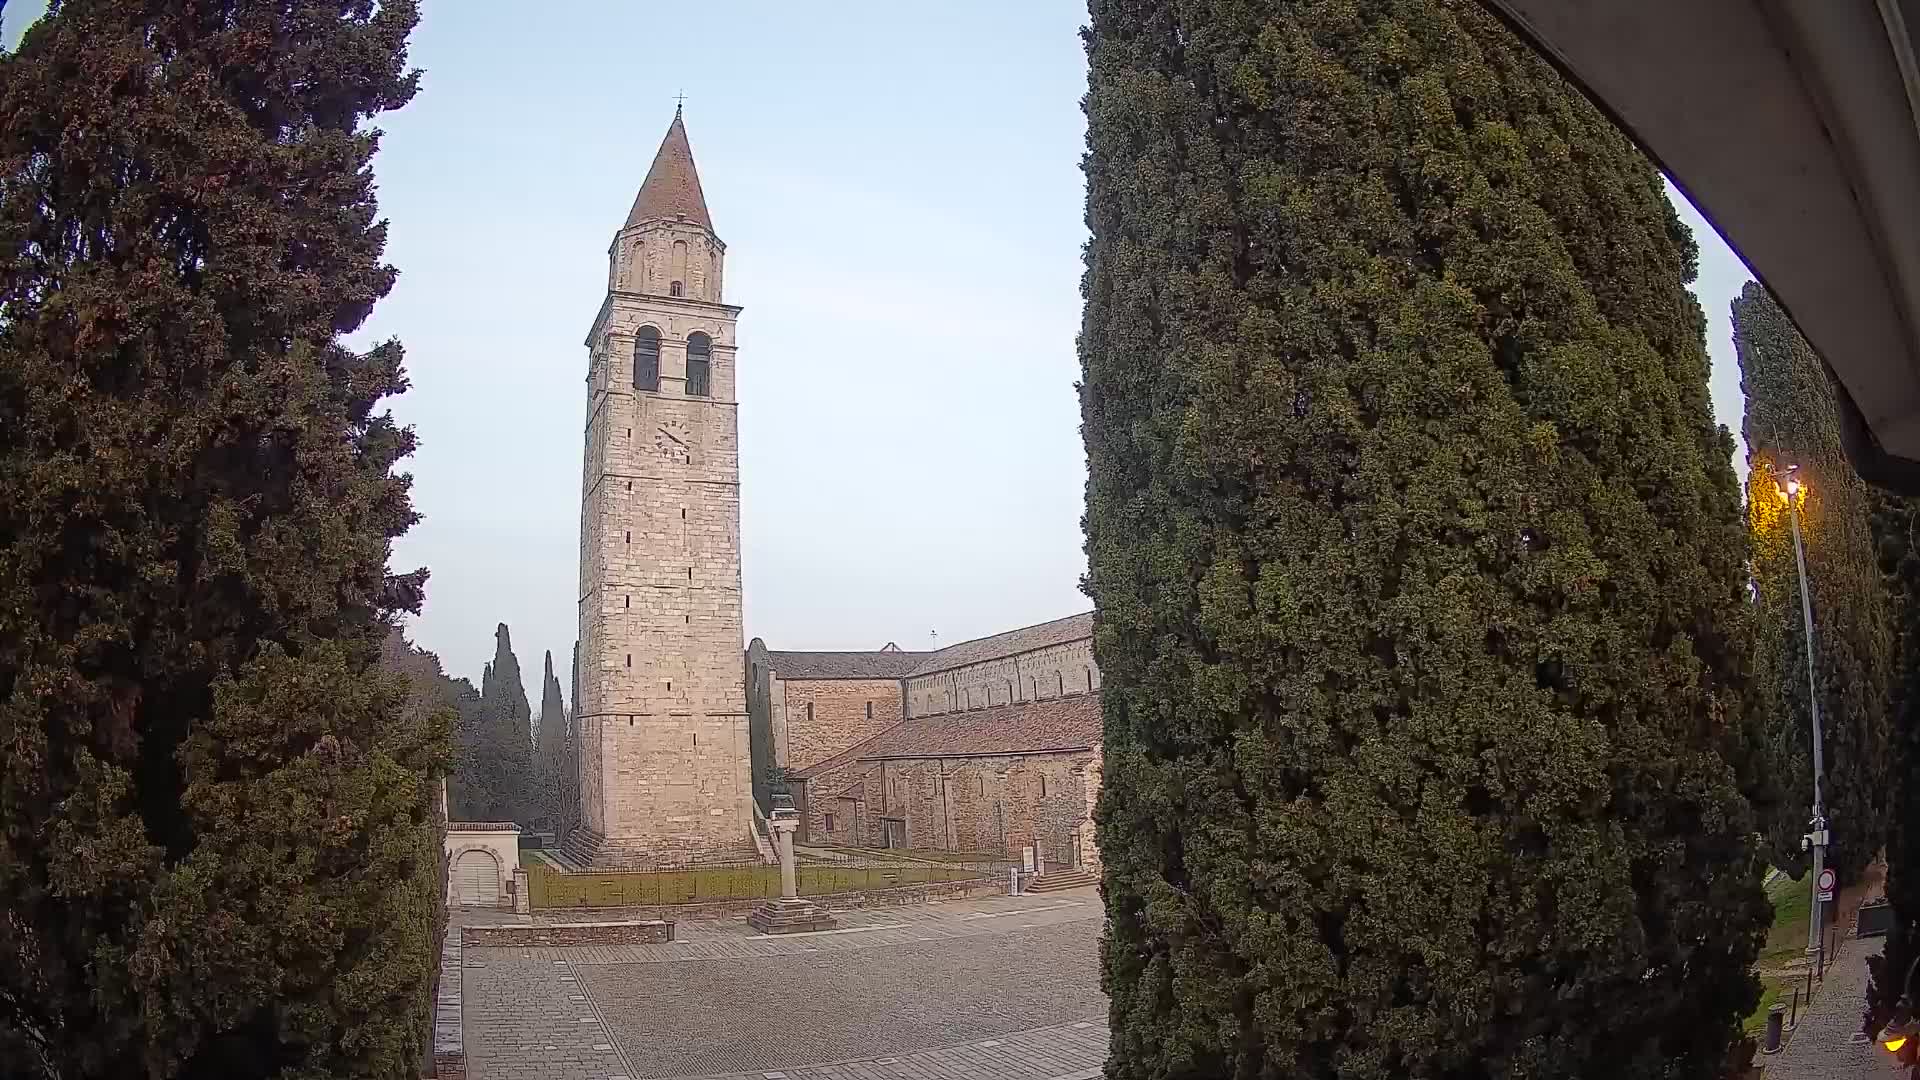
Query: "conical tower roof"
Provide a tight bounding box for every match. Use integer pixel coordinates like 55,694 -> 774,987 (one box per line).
625,108 -> 712,231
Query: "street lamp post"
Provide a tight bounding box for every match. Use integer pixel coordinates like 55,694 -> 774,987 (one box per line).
1779,466 -> 1831,965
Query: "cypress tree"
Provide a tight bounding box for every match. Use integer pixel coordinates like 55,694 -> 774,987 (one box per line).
534,650 -> 568,830
0,2 -> 443,1076
1869,493 -> 1920,1036
477,624 -> 533,823
1079,2 -> 1768,1076
1735,282 -> 1894,886
377,629 -> 455,1079
565,640 -> 582,838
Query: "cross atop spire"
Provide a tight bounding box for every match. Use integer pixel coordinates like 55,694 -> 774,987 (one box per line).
674,89 -> 687,117
624,109 -> 712,232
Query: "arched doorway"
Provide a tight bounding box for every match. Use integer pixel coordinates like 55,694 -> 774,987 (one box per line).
452,848 -> 501,907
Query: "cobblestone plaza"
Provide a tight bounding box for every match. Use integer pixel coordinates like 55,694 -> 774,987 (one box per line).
460,889 -> 1108,1080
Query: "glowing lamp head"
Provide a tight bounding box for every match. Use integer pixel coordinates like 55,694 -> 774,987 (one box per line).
1879,1007 -> 1919,1063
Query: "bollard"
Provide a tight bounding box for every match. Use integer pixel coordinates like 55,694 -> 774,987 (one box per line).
1762,1004 -> 1787,1054
1789,986 -> 1800,1030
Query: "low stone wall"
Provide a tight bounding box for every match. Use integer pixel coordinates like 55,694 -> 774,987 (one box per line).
431,925 -> 464,1080
461,919 -> 676,947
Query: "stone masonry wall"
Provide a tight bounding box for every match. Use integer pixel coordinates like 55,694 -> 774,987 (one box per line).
575,213 -> 752,867
801,750 -> 1099,866
780,678 -> 905,773
904,638 -> 1100,719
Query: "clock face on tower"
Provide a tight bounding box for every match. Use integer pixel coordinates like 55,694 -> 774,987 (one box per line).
653,419 -> 692,463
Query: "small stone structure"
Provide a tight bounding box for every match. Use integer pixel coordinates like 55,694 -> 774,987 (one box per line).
445,822 -> 520,909
460,919 -> 675,947
747,801 -> 836,934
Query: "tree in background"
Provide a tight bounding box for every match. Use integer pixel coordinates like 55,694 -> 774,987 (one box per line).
1079,1 -> 1768,1076
565,641 -> 582,838
0,2 -> 444,1077
1870,494 -> 1920,1036
1736,282 -> 1894,886
440,669 -> 487,821
467,623 -> 533,823
533,650 -> 569,831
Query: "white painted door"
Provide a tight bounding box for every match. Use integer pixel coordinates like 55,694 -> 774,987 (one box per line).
453,850 -> 499,907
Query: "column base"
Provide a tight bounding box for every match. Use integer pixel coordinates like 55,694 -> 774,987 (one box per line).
746,897 -> 837,935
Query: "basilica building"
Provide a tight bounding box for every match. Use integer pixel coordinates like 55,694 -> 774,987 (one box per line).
568,111 -> 1100,873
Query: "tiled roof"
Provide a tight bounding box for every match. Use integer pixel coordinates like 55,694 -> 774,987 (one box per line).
625,110 -> 712,231
765,650 -> 926,680
794,694 -> 1101,779
906,612 -> 1094,677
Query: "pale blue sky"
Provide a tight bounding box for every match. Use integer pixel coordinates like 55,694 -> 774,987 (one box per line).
6,2 -> 1756,705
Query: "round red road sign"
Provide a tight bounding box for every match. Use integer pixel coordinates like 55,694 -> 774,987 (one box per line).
1819,868 -> 1837,892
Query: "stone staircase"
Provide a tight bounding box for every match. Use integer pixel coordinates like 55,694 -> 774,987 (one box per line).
749,801 -> 778,865
1025,866 -> 1098,893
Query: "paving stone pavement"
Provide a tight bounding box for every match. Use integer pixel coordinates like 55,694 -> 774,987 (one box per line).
1764,936 -> 1905,1080
676,1018 -> 1109,1080
463,888 -> 1108,1080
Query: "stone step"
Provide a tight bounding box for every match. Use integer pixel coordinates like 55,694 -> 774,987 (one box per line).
746,897 -> 838,934
1026,868 -> 1098,893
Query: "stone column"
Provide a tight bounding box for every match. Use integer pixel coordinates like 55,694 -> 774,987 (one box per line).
511,868 -> 531,914
776,819 -> 798,899
747,802 -> 836,935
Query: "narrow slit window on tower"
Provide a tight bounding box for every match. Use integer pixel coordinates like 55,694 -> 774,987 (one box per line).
1041,775 -> 1048,797
1057,672 -> 1064,697
865,701 -> 873,720
1086,666 -> 1092,691
633,325 -> 660,391
625,654 -> 631,668
686,331 -> 712,397
669,280 -> 684,297
806,702 -> 814,724
626,480 -> 632,491
681,508 -> 687,519
687,567 -> 693,581
624,594 -> 629,608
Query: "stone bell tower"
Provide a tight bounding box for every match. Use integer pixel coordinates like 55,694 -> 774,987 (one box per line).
569,108 -> 753,867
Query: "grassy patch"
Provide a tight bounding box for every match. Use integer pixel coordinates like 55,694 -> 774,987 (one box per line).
1744,975 -> 1794,1035
526,861 -> 986,908
1760,871 -> 1813,968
